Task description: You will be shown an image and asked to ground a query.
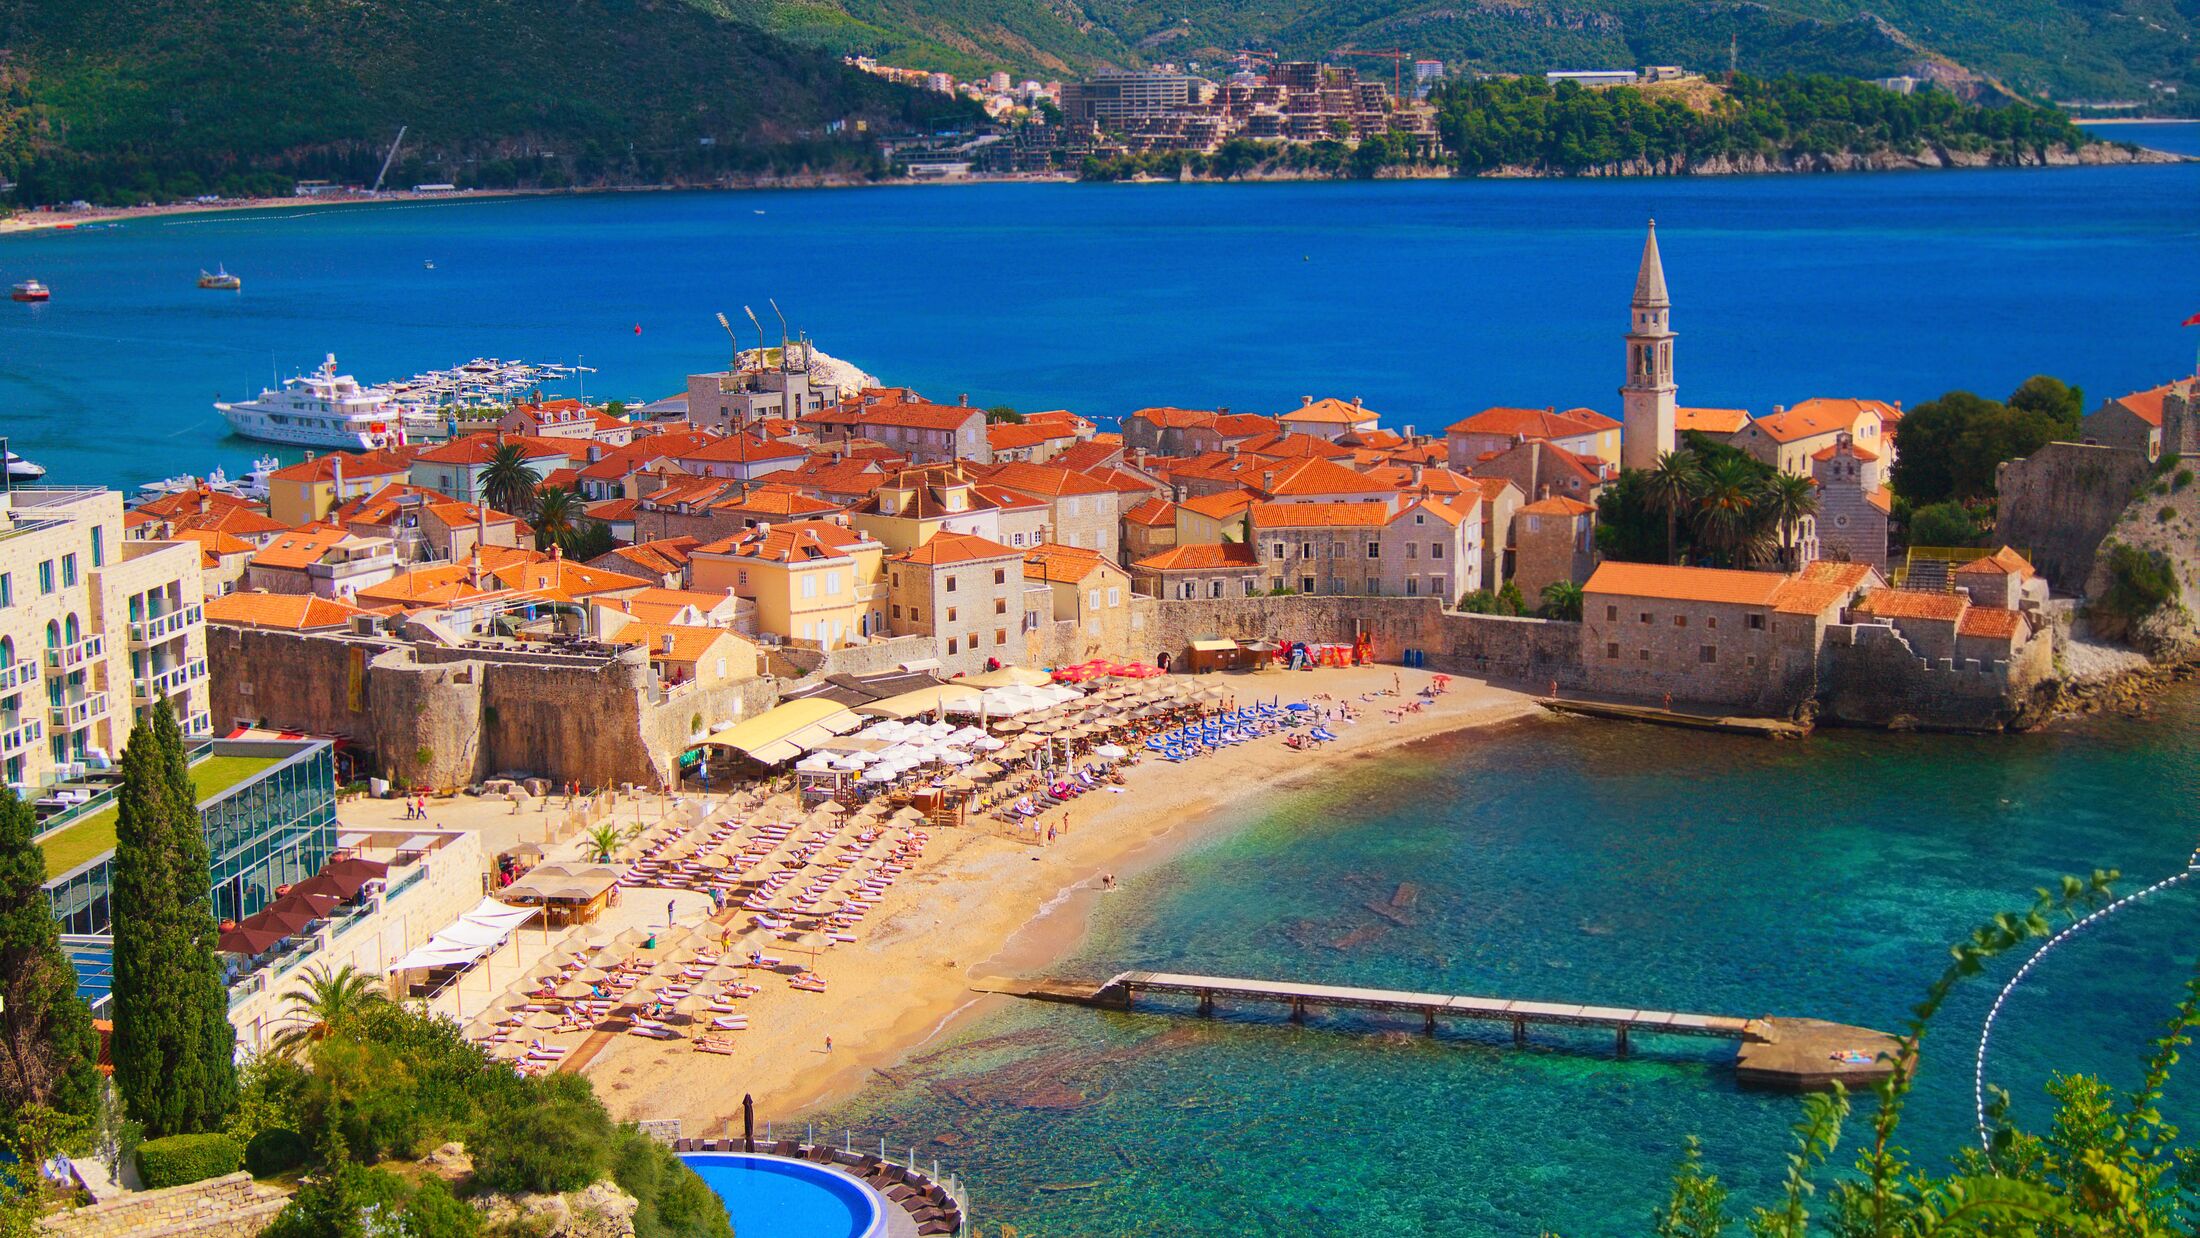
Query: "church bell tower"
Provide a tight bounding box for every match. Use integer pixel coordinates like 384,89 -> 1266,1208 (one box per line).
1621,220 -> 1677,472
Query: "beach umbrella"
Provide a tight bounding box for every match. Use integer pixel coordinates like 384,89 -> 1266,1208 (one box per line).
992,720 -> 1024,733
553,979 -> 593,1000
818,800 -> 848,815
527,1010 -> 566,1031
1094,743 -> 1128,759
943,774 -> 977,791
968,761 -> 1002,778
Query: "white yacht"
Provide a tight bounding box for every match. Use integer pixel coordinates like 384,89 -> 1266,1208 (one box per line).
4,450 -> 45,483
216,355 -> 408,450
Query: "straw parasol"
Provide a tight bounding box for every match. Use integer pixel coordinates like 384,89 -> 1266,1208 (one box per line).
817,800 -> 848,815
526,1010 -> 567,1031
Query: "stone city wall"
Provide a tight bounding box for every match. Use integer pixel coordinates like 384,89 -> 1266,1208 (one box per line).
1816,622 -> 2058,730
1995,443 -> 2153,595
1136,595 -> 1582,685
38,1173 -> 288,1238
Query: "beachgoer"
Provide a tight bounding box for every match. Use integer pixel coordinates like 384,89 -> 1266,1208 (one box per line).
825,1035 -> 833,1052
666,899 -> 676,926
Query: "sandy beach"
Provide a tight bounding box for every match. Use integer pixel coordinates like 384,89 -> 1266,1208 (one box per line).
516,666 -> 1543,1133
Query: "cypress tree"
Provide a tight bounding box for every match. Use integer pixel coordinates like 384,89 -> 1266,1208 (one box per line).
111,703 -> 236,1136
0,787 -> 101,1129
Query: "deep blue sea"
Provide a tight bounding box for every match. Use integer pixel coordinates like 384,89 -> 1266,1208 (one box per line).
814,694 -> 2200,1236
1,122 -> 2197,489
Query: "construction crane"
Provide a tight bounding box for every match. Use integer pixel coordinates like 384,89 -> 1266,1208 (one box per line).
1339,48 -> 1411,99
370,125 -> 407,195
1230,48 -> 1277,74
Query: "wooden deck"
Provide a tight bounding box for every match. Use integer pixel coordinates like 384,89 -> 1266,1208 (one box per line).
982,970 -> 1896,1092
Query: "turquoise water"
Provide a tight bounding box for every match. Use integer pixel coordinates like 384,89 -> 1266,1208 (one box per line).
811,694 -> 2200,1236
681,1153 -> 883,1238
3,121 -> 2198,488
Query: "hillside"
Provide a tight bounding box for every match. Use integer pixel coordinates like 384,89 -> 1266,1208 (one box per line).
703,0 -> 2200,113
0,0 -> 985,206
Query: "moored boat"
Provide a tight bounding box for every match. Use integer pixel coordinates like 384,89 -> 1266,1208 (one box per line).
4,450 -> 46,483
198,266 -> 242,291
11,280 -> 50,302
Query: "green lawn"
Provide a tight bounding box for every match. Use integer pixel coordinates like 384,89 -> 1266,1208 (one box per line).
36,754 -> 279,878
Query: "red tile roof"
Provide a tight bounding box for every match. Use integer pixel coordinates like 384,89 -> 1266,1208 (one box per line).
892,531 -> 1020,566
1585,562 -> 1787,606
1446,407 -> 1608,440
1127,407 -> 1217,430
1516,495 -> 1594,517
1123,497 -> 1178,527
701,520 -> 872,564
205,592 -> 373,631
1954,546 -> 2037,580
1854,589 -> 1968,622
1956,607 -> 2025,639
1134,542 -> 1260,571
1248,501 -> 1389,529
1747,400 -> 1890,444
1675,407 -> 1751,434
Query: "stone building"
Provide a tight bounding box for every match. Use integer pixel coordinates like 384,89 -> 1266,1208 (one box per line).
2083,377 -> 2195,462
981,462 -> 1123,560
1472,438 -> 1612,508
685,364 -> 842,431
1130,542 -> 1262,600
1580,560 -> 1872,713
1122,497 -> 1179,562
1620,221 -> 1677,472
1249,501 -> 1390,596
1511,496 -> 1595,604
1022,544 -> 1135,651
886,532 -> 1026,669
1809,431 -> 1891,571
1377,497 -> 1480,602
1730,399 -> 1897,478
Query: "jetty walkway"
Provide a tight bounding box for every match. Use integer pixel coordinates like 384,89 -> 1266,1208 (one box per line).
979,971 -> 1896,1091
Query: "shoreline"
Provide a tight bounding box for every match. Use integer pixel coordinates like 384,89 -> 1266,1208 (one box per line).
5,134 -> 2188,236
576,667 -> 1547,1130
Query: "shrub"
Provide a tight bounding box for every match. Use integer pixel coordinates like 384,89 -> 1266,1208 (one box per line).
1906,500 -> 1986,549
2177,469 -> 2194,491
2160,506 -> 2178,523
469,1074 -> 610,1196
262,1162 -> 478,1238
244,1128 -> 310,1177
136,1132 -> 242,1188
611,1128 -> 735,1238
2098,541 -> 2181,622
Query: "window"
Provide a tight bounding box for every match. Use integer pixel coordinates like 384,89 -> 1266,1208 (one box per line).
1367,542 -> 1380,559
1087,588 -> 1100,611
1270,577 -> 1284,592
37,561 -> 53,595
946,575 -> 958,593
993,569 -> 1006,585
948,638 -> 958,654
1406,543 -> 1418,560
1639,612 -> 1651,624
1699,645 -> 1718,664
738,569 -> 749,588
1430,543 -> 1444,561
825,573 -> 841,596
910,607 -> 921,622
996,628 -> 1008,645
0,574 -> 10,608
1107,587 -> 1120,607
1210,580 -> 1224,598
1672,615 -> 1686,628
1300,542 -> 1314,559
1605,605 -> 1618,621
1300,576 -> 1316,594
1272,542 -> 1285,560
800,574 -> 817,599
1638,649 -> 1649,661
1414,513 -> 1425,525
90,529 -> 103,568
891,604 -> 902,619
1606,642 -> 1620,659
946,607 -> 958,623
994,598 -> 1007,615
1706,616 -> 1718,630
1747,614 -> 1766,631
1406,577 -> 1418,596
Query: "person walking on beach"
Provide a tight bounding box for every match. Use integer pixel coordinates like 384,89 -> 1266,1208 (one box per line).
666,899 -> 677,927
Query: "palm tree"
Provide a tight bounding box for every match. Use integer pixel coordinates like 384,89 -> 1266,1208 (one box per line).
1691,455 -> 1763,566
585,823 -> 624,864
1641,450 -> 1701,565
270,963 -> 387,1058
1760,472 -> 1820,569
1539,580 -> 1585,621
533,484 -> 578,552
479,442 -> 541,517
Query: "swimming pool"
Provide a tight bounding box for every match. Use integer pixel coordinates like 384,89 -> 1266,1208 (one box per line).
680,1152 -> 887,1238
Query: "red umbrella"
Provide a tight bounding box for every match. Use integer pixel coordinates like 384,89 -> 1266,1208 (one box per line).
217,924 -> 291,956
241,903 -> 316,936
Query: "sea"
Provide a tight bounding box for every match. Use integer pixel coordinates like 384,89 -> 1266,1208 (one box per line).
5,122 -> 2199,1234
0,122 -> 2196,489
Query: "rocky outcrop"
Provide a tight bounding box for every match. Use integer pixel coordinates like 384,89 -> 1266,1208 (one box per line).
1479,140 -> 2181,178
2080,462 -> 2200,660
474,1180 -> 639,1238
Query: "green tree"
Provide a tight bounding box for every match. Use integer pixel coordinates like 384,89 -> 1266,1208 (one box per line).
111,704 -> 237,1137
479,442 -> 542,518
564,520 -> 617,562
1642,451 -> 1703,565
270,965 -> 389,1060
2006,374 -> 2084,438
1906,500 -> 1986,549
1761,472 -> 1820,567
1692,455 -> 1770,566
532,484 -> 579,552
1891,381 -> 2075,505
985,406 -> 1024,424
1539,580 -> 1585,621
602,400 -> 628,421
0,789 -> 101,1131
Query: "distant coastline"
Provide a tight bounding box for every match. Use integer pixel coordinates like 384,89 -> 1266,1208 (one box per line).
5,137 -> 2186,237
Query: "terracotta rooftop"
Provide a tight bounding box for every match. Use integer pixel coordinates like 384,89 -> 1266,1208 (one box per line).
1127,407 -> 1217,429
1585,562 -> 1788,606
1748,400 -> 1894,444
1517,495 -> 1595,517
267,450 -> 410,484
1676,407 -> 1752,435
702,520 -> 871,564
204,592 -> 372,631
1134,542 -> 1260,571
1954,546 -> 2037,580
892,531 -> 1020,567
1854,589 -> 1968,622
1124,497 -> 1178,527
248,524 -> 356,571
1178,490 -> 1261,521
1956,607 -> 2026,639
1446,407 -> 1609,440
1248,501 -> 1390,529
1022,542 -> 1115,584
1281,397 -> 1376,425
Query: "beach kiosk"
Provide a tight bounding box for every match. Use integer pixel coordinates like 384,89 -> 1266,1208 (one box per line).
1184,638 -> 1241,674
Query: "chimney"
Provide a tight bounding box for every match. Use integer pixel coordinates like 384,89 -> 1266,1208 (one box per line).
958,393 -> 970,407
1217,406 -> 1229,416
662,633 -> 676,655
1261,470 -> 1275,490
1352,396 -> 1363,410
1226,444 -> 1239,460
1774,404 -> 1786,415
551,542 -> 564,561
1410,463 -> 1425,487
1301,395 -> 1313,407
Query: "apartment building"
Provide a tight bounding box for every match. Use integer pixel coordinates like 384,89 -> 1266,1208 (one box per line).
0,488 -> 210,789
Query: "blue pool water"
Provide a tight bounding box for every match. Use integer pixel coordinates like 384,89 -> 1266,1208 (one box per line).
2,121 -> 2197,489
681,1153 -> 885,1238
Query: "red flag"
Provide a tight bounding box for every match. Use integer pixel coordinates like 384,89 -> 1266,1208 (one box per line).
2183,311 -> 2200,327
633,323 -> 643,335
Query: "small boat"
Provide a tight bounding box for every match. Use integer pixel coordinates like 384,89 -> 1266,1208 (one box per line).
4,451 -> 45,483
11,280 -> 50,302
197,266 -> 241,291
423,260 -> 436,270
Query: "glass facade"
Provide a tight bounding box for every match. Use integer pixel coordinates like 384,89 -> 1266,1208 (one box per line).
44,741 -> 338,934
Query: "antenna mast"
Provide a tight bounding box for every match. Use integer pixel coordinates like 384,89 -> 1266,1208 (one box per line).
372,125 -> 408,195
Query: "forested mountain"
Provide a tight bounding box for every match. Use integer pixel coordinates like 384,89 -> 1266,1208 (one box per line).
0,0 -> 983,205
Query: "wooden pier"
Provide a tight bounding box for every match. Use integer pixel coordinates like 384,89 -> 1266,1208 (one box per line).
978,971 -> 1896,1092
1537,697 -> 1809,739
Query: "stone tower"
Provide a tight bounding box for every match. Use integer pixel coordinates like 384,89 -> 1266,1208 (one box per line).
1620,220 -> 1677,472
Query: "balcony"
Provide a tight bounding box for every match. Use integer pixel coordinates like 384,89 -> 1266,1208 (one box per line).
1,717 -> 43,755
50,693 -> 109,732
44,636 -> 106,673
0,658 -> 39,694
129,603 -> 204,648
134,659 -> 209,705
182,710 -> 213,737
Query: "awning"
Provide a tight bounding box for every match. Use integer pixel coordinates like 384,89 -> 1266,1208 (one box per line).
1189,639 -> 1238,653
700,698 -> 861,759
390,940 -> 490,971
856,684 -> 986,719
457,899 -> 537,932
960,666 -> 1053,688
748,739 -> 804,766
